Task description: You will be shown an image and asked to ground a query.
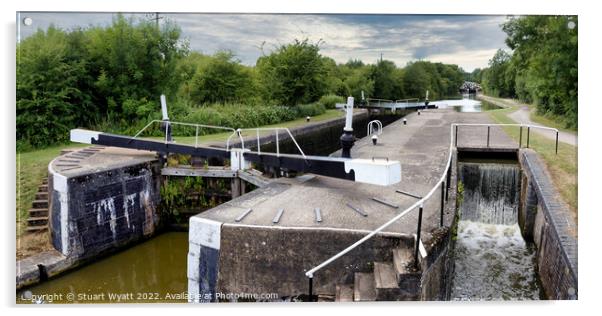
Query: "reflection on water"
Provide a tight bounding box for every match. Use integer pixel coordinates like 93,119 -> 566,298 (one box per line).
451,221 -> 543,300
433,94 -> 500,112
17,232 -> 188,304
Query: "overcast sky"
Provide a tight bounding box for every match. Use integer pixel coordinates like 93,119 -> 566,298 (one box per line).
17,12 -> 510,71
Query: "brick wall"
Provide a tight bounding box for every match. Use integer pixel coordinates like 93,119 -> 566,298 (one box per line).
519,149 -> 577,299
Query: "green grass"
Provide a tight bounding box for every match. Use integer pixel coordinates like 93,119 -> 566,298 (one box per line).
488,106 -> 578,222
15,109 -> 344,235
526,103 -> 578,133
16,143 -> 88,236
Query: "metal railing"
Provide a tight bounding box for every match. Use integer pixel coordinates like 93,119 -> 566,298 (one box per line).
228,127 -> 307,159
303,122 -> 559,300
367,120 -> 383,136
365,98 -> 394,106
395,98 -> 420,104
131,119 -> 244,150
453,123 -> 560,154
130,120 -> 310,158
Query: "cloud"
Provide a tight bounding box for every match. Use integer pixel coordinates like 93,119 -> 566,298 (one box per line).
17,12 -> 509,71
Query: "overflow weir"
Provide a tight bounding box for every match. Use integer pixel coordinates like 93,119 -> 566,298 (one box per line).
17,106 -> 577,302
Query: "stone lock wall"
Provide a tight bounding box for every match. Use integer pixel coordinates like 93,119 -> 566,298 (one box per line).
48,161 -> 162,261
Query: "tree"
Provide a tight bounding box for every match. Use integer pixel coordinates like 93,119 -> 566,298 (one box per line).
370,60 -> 403,100
481,49 -> 514,97
256,39 -> 327,105
17,26 -> 90,149
502,15 -> 578,127
190,51 -> 255,104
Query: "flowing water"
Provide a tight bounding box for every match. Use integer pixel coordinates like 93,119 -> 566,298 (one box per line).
17,232 -> 188,304
451,162 -> 543,300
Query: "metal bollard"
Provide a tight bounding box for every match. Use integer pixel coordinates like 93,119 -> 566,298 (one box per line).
403,118 -> 407,125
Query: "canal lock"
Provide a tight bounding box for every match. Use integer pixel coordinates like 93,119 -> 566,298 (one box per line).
450,154 -> 545,300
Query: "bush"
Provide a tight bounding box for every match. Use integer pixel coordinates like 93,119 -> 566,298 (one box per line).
294,103 -> 326,117
317,94 -> 345,109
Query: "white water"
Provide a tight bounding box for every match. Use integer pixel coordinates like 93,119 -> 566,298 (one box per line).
452,221 -> 542,300
451,162 -> 543,300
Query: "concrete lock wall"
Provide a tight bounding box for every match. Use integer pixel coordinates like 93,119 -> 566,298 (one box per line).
187,218 -> 415,301
48,161 -> 162,261
518,149 -> 578,299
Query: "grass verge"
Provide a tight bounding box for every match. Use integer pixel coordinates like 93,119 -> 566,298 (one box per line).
16,143 -> 96,238
488,106 -> 578,222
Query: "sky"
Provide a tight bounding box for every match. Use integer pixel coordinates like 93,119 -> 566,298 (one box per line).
16,12 -> 510,71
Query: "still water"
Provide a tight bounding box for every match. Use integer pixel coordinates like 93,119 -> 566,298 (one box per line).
451,162 -> 543,300
433,94 -> 500,112
17,232 -> 189,304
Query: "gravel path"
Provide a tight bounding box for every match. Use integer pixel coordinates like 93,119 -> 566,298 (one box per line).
479,95 -> 578,146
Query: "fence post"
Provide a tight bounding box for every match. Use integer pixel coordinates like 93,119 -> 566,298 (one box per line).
308,277 -> 313,302
445,165 -> 451,202
414,205 -> 423,270
556,131 -> 558,155
519,126 -> 523,148
440,183 -> 445,227
454,125 -> 458,147
527,127 -> 530,148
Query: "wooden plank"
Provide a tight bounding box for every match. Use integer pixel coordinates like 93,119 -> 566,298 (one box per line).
237,170 -> 271,188
161,166 -> 236,178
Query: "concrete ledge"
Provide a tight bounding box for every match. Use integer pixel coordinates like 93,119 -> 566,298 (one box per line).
16,250 -> 70,290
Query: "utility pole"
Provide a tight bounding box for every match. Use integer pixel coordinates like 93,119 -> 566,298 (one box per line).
380,52 -> 383,63
148,12 -> 163,29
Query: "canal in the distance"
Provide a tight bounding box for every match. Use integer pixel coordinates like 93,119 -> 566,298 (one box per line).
17,232 -> 188,304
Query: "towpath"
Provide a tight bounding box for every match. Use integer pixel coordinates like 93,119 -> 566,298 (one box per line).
478,94 -> 577,146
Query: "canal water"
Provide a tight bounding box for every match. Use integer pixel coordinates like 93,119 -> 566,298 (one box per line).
433,94 -> 500,112
451,162 -> 544,300
17,232 -> 188,304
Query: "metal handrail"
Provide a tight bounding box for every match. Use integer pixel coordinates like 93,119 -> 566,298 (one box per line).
367,120 -> 383,136
395,98 -> 420,104
130,119 -> 243,150
234,127 -> 307,159
453,123 -> 560,154
366,98 -> 394,107
304,122 -> 560,291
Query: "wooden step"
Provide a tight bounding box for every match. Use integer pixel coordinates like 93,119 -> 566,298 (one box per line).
373,262 -> 401,301
27,216 -> 48,226
28,208 -> 49,217
32,200 -> 49,209
38,184 -> 48,192
392,246 -> 416,275
26,225 -> 48,232
317,294 -> 335,302
353,272 -> 376,302
335,284 -> 354,302
392,246 -> 422,300
35,192 -> 49,200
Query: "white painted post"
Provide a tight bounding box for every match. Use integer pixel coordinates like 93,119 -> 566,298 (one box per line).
160,94 -> 169,120
344,97 -> 354,132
